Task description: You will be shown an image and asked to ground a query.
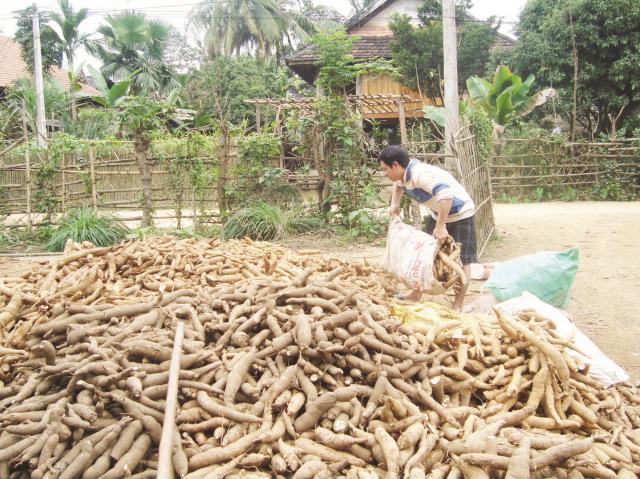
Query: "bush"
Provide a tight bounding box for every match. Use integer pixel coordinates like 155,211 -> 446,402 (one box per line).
221,202 -> 324,241
74,108 -> 118,139
46,208 -> 130,252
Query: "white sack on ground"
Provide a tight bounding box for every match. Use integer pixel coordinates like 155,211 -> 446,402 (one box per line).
496,292 -> 629,388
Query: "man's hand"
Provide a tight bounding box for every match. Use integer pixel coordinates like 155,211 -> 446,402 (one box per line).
433,223 -> 448,242
389,205 -> 400,217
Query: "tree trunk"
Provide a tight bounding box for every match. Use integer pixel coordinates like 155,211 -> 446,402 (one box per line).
313,124 -> 331,215
134,130 -> 152,228
217,127 -> 228,219
68,55 -> 77,122
568,0 -> 579,142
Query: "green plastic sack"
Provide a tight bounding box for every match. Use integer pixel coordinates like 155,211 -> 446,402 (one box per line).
484,248 -> 579,308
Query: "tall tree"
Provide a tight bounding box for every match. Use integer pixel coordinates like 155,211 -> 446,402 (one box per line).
90,11 -> 177,94
501,0 -> 640,137
185,56 -> 290,216
185,56 -> 289,125
389,0 -> 498,102
50,0 -> 92,120
188,0 -> 315,60
163,27 -> 205,73
13,5 -> 63,74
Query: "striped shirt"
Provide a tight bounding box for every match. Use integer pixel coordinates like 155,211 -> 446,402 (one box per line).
396,159 -> 475,223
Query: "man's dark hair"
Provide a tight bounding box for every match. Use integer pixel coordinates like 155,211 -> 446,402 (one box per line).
378,145 -> 410,167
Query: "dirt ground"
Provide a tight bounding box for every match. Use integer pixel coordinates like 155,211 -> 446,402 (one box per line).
1,201 -> 639,380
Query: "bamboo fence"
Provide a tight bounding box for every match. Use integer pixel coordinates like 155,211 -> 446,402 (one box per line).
1,135 -> 637,253
0,139 -> 325,229
490,138 -> 640,199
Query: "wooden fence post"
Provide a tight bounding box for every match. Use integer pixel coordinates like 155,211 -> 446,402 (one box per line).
89,146 -> 98,211
276,106 -> 284,169
21,102 -> 32,234
25,145 -> 32,234
397,100 -> 408,145
217,130 -> 228,218
60,149 -> 66,212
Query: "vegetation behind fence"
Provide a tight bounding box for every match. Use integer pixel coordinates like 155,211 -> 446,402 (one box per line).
0,136 -> 328,228
2,135 -> 638,232
490,137 -> 640,202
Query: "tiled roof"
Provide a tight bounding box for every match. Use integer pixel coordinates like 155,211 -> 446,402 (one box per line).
493,32 -> 516,49
287,35 -> 394,65
0,34 -> 100,96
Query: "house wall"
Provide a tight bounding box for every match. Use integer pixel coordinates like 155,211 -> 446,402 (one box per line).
350,0 -> 421,35
356,73 -> 441,119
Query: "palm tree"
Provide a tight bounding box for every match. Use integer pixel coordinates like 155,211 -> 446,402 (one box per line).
50,0 -> 91,120
188,0 -> 315,60
90,11 -> 177,94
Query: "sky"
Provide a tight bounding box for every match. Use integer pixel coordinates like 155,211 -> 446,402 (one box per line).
0,0 -> 526,68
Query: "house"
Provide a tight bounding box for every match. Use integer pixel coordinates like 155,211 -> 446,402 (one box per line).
0,34 -> 99,99
286,0 -> 515,121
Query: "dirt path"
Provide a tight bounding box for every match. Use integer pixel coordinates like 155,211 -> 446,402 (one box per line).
2,201 -> 639,379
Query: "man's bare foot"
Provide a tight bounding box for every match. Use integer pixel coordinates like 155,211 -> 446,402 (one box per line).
394,289 -> 423,302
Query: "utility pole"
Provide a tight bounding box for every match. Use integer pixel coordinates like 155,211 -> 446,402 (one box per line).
32,3 -> 47,149
442,0 -> 459,172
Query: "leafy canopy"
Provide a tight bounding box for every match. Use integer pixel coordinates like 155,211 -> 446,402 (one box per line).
49,0 -> 92,70
188,0 -> 315,60
389,0 -> 499,99
13,5 -> 64,74
90,11 -> 177,95
185,56 -> 289,125
495,0 -> 640,136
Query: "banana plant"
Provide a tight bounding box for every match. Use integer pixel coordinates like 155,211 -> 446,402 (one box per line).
466,65 -> 555,126
87,64 -> 132,108
423,66 -> 555,128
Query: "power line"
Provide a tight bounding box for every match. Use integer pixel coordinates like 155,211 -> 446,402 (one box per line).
0,2 -> 520,22
0,4 -> 520,29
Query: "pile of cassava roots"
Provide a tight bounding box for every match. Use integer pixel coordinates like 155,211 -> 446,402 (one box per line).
0,236 -> 639,479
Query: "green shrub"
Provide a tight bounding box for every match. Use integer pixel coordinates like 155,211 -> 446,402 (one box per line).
221,202 -> 324,241
46,208 -> 130,251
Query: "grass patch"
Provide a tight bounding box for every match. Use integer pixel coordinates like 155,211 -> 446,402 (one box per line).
46,208 -> 130,252
221,202 -> 324,241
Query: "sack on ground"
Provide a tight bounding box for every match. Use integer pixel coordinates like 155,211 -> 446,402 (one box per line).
483,248 -> 579,307
384,217 -> 445,294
